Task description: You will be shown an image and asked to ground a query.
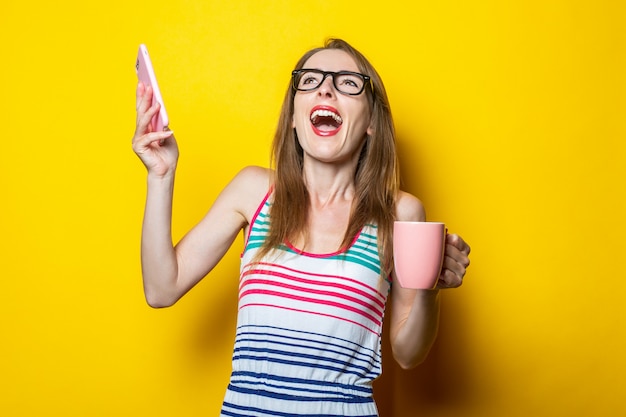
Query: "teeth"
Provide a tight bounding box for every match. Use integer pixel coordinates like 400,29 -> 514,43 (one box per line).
311,109 -> 343,124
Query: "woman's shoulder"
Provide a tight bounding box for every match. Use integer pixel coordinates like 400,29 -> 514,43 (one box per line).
228,166 -> 274,200
228,166 -> 274,221
233,165 -> 274,186
395,190 -> 426,222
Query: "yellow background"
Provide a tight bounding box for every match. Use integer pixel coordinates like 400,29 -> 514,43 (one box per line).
2,1 -> 624,416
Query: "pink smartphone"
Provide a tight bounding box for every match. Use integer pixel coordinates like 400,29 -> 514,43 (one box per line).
135,44 -> 169,132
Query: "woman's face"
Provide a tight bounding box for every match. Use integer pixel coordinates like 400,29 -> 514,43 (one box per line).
292,49 -> 372,167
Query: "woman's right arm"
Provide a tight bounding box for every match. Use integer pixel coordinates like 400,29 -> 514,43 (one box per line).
132,83 -> 268,307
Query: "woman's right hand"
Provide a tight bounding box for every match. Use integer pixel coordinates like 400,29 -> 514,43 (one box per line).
132,82 -> 178,178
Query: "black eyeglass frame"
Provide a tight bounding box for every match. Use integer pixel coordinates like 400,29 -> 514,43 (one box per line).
291,69 -> 372,96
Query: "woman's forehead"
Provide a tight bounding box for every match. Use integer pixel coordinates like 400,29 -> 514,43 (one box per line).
303,49 -> 359,72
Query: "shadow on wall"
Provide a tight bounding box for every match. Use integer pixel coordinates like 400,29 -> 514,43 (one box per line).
375,291 -> 478,417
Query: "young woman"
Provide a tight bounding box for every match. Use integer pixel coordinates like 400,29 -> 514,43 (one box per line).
132,38 -> 470,417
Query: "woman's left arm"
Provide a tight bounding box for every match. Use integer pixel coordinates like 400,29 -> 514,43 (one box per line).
388,193 -> 471,369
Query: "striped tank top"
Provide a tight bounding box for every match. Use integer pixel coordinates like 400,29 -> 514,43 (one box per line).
220,192 -> 391,417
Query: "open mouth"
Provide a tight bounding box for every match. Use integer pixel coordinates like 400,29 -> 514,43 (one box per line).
310,106 -> 343,136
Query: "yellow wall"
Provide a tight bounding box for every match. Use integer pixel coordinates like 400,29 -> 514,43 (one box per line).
2,1 -> 624,416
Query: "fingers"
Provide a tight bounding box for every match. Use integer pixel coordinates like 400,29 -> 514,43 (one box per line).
136,83 -> 156,119
132,129 -> 174,152
440,251 -> 466,283
132,82 -> 178,177
437,234 -> 471,289
136,82 -> 150,111
138,101 -> 160,132
136,81 -> 145,109
438,266 -> 463,288
134,85 -> 161,136
447,233 -> 471,257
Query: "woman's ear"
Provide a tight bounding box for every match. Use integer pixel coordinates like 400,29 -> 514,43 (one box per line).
367,120 -> 374,136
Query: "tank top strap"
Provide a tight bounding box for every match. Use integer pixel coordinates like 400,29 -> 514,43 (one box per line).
242,188 -> 273,256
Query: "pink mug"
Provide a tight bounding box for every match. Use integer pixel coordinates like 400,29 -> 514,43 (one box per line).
393,221 -> 446,289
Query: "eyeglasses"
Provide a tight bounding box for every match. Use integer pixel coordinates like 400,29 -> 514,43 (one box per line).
292,69 -> 371,96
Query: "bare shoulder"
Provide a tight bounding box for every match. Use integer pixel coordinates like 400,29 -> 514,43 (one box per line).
395,190 -> 426,222
226,166 -> 273,223
232,165 -> 273,188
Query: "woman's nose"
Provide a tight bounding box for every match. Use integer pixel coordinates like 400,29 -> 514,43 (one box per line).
317,75 -> 336,97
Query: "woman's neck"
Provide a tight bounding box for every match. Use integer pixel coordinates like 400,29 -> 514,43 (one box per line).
301,160 -> 358,209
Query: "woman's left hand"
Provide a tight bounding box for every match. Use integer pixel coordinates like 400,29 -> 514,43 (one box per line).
437,234 -> 471,288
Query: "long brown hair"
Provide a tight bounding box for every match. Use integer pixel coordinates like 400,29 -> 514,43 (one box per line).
258,38 -> 399,274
